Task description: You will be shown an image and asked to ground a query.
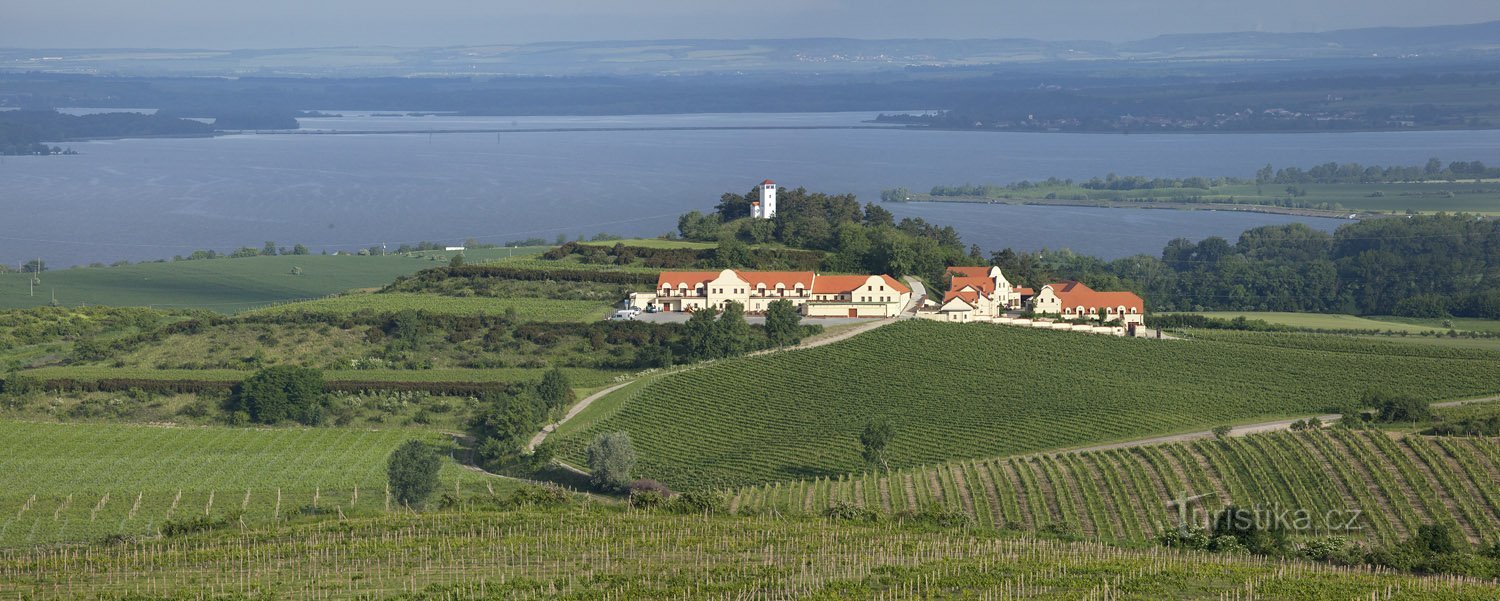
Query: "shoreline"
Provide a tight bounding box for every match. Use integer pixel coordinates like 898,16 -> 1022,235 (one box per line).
891,197 -> 1375,220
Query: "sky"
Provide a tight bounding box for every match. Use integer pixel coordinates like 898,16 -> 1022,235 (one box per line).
4,0 -> 1499,48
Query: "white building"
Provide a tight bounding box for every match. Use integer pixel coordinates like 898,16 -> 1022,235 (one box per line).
750,179 -> 778,219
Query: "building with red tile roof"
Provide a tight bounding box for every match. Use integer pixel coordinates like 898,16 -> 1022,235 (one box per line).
1030,280 -> 1144,325
643,269 -> 910,317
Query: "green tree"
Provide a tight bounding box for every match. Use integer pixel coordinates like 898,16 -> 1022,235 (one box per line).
22,259 -> 45,273
291,244 -> 310,255
713,238 -> 752,268
469,392 -> 540,468
386,440 -> 441,507
261,241 -> 278,256
233,366 -> 325,425
448,253 -> 465,268
586,432 -> 636,491
682,305 -> 720,361
712,301 -> 750,358
860,419 -> 895,471
536,367 -> 575,413
763,299 -> 803,347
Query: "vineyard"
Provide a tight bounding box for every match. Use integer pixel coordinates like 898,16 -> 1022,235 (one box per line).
0,420 -> 518,547
248,292 -> 612,321
2,507 -> 1495,600
552,320 -> 1500,490
730,429 -> 1500,547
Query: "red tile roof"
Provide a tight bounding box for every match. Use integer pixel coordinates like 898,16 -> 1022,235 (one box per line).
949,276 -> 996,296
761,179 -> 776,185
1046,281 -> 1143,312
881,275 -> 911,294
740,271 -> 816,289
945,266 -> 992,278
657,271 -> 722,289
942,289 -> 979,307
1014,286 -> 1035,296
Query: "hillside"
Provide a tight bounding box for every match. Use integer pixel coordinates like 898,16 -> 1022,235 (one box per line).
731,428 -> 1500,547
0,247 -> 544,312
1,507 -> 1494,600
552,320 -> 1500,490
0,420 -> 515,547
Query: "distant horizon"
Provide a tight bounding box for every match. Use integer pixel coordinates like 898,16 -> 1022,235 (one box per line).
5,0 -> 1499,50
3,18 -> 1499,51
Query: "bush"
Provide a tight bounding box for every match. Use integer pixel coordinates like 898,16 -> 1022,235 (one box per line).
822,500 -> 881,522
1211,425 -> 1233,439
668,490 -> 727,515
586,432 -> 635,492
1366,390 -> 1432,423
629,489 -> 667,509
387,440 -> 442,508
232,366 -> 325,425
503,484 -> 573,508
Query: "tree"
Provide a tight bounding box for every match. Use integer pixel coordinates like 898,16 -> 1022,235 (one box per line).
1211,425 -> 1233,439
291,244 -> 310,255
387,440 -> 441,508
713,238 -> 751,268
586,432 -> 636,491
536,367 -> 574,414
682,305 -> 720,360
1367,390 -> 1432,423
763,299 -> 802,347
448,253 -> 465,268
233,366 -> 325,425
22,259 -> 45,273
712,301 -> 750,358
860,419 -> 894,471
262,241 -> 278,256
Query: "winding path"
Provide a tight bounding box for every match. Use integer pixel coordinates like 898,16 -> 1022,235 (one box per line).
525,278 -> 927,451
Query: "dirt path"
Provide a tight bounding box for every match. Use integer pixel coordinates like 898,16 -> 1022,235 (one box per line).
526,277 -> 927,453
1047,396 -> 1495,458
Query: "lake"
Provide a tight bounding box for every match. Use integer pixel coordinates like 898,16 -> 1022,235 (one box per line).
5,111 -> 1500,267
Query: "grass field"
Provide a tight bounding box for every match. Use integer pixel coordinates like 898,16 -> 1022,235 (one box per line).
576,238 -> 717,249
0,247 -> 546,312
2,507 -> 1494,600
1172,311 -> 1454,333
1369,316 -> 1500,334
731,429 -> 1500,547
0,420 -> 520,547
552,320 -> 1500,491
248,292 -> 613,321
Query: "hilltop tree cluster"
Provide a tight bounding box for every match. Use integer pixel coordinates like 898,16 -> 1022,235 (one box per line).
678,187 -> 978,283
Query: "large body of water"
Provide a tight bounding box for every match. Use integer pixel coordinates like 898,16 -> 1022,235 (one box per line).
6,111 -> 1500,267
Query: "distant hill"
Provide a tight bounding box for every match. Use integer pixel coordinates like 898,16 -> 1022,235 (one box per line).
1,21 -> 1496,77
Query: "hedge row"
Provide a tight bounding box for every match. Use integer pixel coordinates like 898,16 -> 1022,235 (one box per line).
5,376 -> 527,397
396,264 -> 661,287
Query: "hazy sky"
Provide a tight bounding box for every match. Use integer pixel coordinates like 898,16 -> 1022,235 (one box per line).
6,0 -> 1499,48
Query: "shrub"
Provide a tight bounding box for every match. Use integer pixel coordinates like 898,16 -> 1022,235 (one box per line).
823,500 -> 881,522
586,432 -> 635,491
1211,425 -> 1233,439
504,484 -> 573,508
232,366 -> 325,425
629,489 -> 667,509
1366,390 -> 1432,423
668,490 -> 727,515
387,440 -> 442,508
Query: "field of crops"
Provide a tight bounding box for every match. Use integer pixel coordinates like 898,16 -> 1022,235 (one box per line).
2,507 -> 1494,600
0,248 -> 547,312
553,320 -> 1500,490
1168,311 -> 1451,333
731,429 -> 1500,547
0,420 -> 520,547
249,292 -> 613,321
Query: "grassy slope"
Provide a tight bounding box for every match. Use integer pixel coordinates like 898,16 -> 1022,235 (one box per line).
0,420 -> 517,547
732,428 -> 1500,546
1175,311 -> 1449,333
18,366 -> 619,387
2,508 -> 1493,600
0,247 -> 545,312
554,321 -> 1500,490
247,292 -> 613,321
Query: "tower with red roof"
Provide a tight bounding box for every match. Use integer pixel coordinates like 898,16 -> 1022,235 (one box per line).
751,179 -> 778,219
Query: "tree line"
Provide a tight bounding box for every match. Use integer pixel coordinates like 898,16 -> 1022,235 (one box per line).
990,215 -> 1499,318
0,110 -> 212,154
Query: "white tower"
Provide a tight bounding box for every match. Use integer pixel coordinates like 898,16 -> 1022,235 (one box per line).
755,179 -> 778,219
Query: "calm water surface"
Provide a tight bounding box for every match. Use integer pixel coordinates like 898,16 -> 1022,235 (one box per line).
5,111 -> 1499,266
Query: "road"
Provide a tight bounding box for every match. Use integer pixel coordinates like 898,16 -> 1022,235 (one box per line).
527,277 -> 927,452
